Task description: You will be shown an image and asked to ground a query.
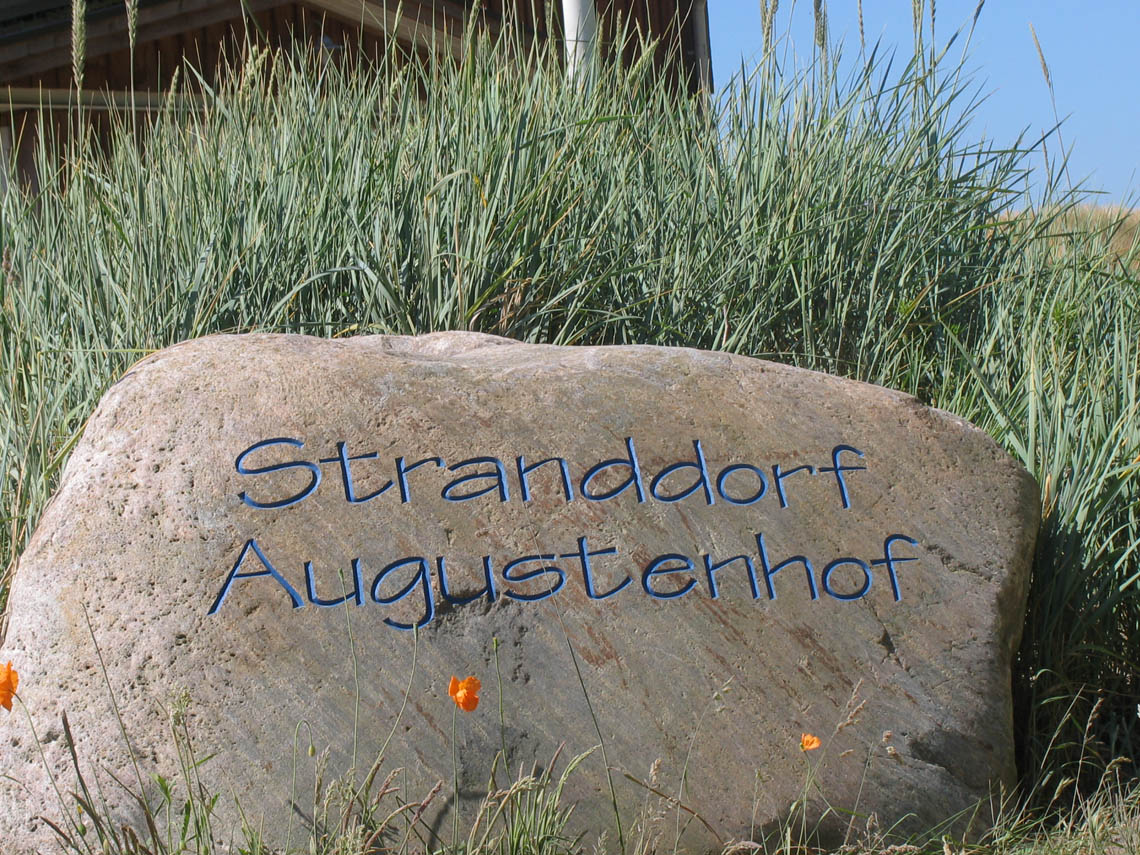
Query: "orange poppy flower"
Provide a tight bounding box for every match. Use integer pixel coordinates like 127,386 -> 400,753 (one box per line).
800,732 -> 821,751
0,661 -> 18,712
448,675 -> 480,712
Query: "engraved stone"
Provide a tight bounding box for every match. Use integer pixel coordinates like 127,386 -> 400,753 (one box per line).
0,332 -> 1039,852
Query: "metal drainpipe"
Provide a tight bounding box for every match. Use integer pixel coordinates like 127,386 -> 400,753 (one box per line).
691,0 -> 713,94
561,0 -> 597,79
0,126 -> 10,197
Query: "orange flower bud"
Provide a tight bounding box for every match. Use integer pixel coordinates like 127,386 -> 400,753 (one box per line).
800,732 -> 821,751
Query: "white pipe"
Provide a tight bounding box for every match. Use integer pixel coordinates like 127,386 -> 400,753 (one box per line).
561,0 -> 597,79
691,0 -> 713,93
0,126 -> 10,198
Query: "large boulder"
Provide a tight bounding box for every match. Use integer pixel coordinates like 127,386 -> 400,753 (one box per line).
0,333 -> 1038,852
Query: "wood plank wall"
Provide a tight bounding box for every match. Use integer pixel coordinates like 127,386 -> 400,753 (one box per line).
595,0 -> 701,92
0,1 -> 571,92
1,0 -> 700,93
0,0 -> 702,187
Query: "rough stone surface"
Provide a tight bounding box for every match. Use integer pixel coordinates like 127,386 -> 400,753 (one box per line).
0,333 -> 1039,852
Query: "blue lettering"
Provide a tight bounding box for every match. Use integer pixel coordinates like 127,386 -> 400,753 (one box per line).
442,457 -> 510,502
561,536 -> 628,599
715,463 -> 768,505
649,440 -> 715,504
235,438 -> 320,509
395,456 -> 445,503
516,456 -> 574,502
756,533 -> 818,600
581,438 -> 645,503
318,441 -> 390,504
501,554 -> 566,601
703,553 -> 760,599
772,463 -> 815,509
436,555 -> 498,605
642,554 -> 696,599
822,557 -> 872,600
871,534 -> 919,601
304,558 -> 365,607
208,538 -> 303,614
819,445 -> 866,510
370,557 -> 436,630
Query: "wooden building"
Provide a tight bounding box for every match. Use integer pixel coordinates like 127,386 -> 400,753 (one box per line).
0,0 -> 711,183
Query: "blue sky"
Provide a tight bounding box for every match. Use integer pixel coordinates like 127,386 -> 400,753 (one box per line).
708,1 -> 1139,206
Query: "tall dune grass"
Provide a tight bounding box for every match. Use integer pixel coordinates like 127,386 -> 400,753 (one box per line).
1,1 -> 1137,826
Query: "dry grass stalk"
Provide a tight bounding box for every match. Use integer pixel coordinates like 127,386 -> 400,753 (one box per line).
71,0 -> 86,89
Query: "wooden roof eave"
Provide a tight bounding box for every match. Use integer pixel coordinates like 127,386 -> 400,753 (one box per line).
307,0 -> 467,59
0,0 -> 273,81
0,0 -> 477,84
